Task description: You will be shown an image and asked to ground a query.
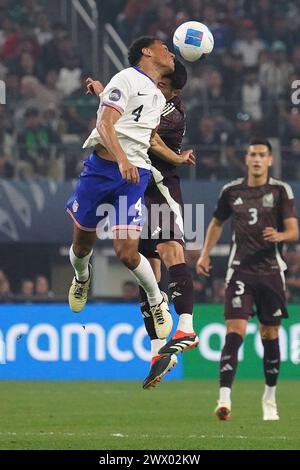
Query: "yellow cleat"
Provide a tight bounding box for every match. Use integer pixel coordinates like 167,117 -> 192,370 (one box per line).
68,265 -> 91,313
150,291 -> 173,340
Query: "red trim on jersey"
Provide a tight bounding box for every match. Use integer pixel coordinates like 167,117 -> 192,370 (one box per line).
112,225 -> 142,232
102,102 -> 124,115
66,209 -> 97,232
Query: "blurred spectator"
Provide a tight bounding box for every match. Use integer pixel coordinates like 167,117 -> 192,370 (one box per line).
282,110 -> 300,179
61,74 -> 98,135
240,67 -> 263,122
56,53 -> 82,97
34,13 -> 53,46
0,269 -> 12,300
121,280 -> 139,302
192,116 -> 223,180
35,275 -> 54,298
0,152 -> 14,178
259,41 -> 293,99
234,20 -> 265,67
16,107 -> 63,180
225,112 -> 255,178
20,279 -> 34,297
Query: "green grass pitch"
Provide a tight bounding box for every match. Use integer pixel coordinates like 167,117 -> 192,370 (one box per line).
0,380 -> 299,450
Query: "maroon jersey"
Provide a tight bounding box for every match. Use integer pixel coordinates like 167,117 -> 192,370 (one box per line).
148,95 -> 185,176
214,177 -> 298,273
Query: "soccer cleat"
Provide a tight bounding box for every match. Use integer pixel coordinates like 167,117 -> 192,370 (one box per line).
142,353 -> 178,389
150,292 -> 173,340
215,401 -> 231,421
158,330 -> 199,355
68,265 -> 92,313
262,399 -> 279,421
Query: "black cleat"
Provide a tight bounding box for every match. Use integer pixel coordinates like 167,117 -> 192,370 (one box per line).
142,354 -> 178,389
158,330 -> 199,355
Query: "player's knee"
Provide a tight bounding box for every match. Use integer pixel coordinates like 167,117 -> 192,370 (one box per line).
226,326 -> 246,337
115,246 -> 139,269
260,325 -> 279,340
157,242 -> 184,268
72,243 -> 92,258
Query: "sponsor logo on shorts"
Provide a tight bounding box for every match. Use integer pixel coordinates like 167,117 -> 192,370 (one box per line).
263,193 -> 274,207
273,308 -> 282,317
72,200 -> 79,213
232,296 -> 242,308
109,88 -> 121,101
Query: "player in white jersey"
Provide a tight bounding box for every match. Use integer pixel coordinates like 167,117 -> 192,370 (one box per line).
66,37 -> 175,340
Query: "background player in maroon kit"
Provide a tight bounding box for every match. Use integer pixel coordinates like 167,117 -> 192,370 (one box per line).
139,60 -> 200,389
197,138 -> 299,420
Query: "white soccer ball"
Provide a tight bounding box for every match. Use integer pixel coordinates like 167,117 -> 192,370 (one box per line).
173,21 -> 214,62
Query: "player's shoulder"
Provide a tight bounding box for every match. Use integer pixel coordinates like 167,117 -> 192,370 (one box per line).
268,177 -> 295,199
110,67 -> 134,82
219,177 -> 245,195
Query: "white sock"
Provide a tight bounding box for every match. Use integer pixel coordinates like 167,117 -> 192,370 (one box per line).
177,314 -> 194,333
263,385 -> 276,402
151,339 -> 166,358
219,387 -> 231,403
69,245 -> 92,282
131,253 -> 163,306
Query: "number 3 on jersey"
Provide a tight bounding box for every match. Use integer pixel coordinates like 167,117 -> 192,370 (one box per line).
132,105 -> 143,122
248,207 -> 258,225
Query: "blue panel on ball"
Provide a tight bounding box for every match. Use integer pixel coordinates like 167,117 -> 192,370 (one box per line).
184,28 -> 203,47
173,44 -> 182,57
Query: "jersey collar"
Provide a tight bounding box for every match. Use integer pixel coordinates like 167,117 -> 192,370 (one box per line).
132,66 -> 156,84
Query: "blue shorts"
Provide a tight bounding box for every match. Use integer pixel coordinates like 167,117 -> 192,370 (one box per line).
66,152 -> 150,232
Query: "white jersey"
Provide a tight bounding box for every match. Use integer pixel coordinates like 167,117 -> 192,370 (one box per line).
83,67 -> 166,170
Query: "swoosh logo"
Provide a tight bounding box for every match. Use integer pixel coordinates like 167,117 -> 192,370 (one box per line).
138,92 -> 147,96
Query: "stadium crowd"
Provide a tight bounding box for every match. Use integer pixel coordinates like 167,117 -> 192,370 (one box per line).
0,0 -> 300,180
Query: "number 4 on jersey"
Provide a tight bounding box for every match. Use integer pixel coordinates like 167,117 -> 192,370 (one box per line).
132,105 -> 143,122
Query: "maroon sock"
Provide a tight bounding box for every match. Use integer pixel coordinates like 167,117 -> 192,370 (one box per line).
262,338 -> 280,387
168,263 -> 194,316
220,332 -> 243,388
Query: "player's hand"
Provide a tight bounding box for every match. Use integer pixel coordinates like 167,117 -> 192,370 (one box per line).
263,227 -> 284,243
196,254 -> 212,277
119,160 -> 140,184
178,149 -> 196,165
85,77 -> 104,96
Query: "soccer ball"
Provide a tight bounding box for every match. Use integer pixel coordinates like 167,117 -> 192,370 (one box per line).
173,21 -> 214,62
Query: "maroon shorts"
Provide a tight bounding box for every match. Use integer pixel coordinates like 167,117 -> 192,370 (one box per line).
139,173 -> 184,259
224,270 -> 288,325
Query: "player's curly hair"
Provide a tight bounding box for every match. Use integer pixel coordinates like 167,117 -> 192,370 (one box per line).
163,59 -> 187,90
128,36 -> 158,66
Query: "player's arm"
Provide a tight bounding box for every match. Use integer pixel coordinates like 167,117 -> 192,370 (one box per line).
150,132 -> 196,165
97,107 -> 140,184
263,218 -> 299,243
196,217 -> 225,277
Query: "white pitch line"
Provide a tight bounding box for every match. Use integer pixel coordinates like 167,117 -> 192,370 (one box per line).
0,432 -> 290,441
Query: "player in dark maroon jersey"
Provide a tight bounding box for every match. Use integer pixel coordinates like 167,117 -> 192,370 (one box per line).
197,138 -> 299,421
139,60 -> 200,389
